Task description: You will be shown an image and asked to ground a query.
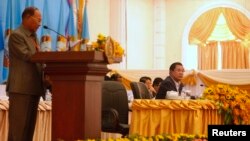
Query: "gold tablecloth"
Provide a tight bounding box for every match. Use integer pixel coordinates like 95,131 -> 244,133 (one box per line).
0,100 -> 52,141
130,99 -> 223,136
0,99 -> 124,141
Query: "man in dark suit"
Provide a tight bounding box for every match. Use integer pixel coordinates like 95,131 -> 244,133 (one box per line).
6,7 -> 45,141
155,62 -> 184,99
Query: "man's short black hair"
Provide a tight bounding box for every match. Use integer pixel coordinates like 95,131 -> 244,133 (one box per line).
22,6 -> 39,20
139,76 -> 151,83
169,62 -> 183,71
153,77 -> 163,87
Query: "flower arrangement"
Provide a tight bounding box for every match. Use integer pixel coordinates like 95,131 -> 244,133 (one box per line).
92,33 -> 106,51
202,84 -> 250,125
91,33 -> 124,58
83,134 -> 207,141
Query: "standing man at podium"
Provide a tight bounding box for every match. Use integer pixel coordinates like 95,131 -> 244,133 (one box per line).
6,7 -> 45,141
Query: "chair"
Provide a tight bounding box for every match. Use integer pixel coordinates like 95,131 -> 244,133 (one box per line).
130,82 -> 152,99
101,81 -> 130,137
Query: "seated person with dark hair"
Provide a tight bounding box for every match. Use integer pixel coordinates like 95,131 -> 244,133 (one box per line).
152,77 -> 163,95
110,73 -> 122,82
155,62 -> 184,99
139,76 -> 156,98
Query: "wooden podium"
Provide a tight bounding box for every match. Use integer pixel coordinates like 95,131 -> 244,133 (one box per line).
32,51 -> 109,141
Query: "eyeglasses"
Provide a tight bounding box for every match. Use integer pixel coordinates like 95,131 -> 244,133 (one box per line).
30,16 -> 42,25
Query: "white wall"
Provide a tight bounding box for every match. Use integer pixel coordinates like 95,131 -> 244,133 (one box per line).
65,0 -> 250,70
87,0 -> 110,41
127,0 -> 154,69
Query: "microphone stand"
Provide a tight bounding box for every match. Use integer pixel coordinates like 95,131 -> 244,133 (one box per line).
67,36 -> 71,51
43,25 -> 71,51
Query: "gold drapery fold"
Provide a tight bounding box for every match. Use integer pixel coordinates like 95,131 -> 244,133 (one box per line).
198,42 -> 218,70
197,72 -> 250,93
181,69 -> 197,86
130,100 -> 222,136
189,7 -> 250,45
132,99 -> 217,110
121,76 -> 132,90
222,8 -> 250,41
0,100 -> 9,141
189,8 -> 221,45
220,41 -> 250,69
189,7 -> 250,70
0,100 -> 52,141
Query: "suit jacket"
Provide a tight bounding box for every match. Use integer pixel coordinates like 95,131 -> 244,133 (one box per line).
155,76 -> 183,99
6,25 -> 45,96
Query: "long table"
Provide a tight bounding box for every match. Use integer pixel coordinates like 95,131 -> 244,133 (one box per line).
0,99 -> 125,141
129,99 -> 223,136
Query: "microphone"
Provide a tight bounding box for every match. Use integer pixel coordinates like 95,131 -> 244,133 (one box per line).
43,25 -> 71,51
200,84 -> 206,87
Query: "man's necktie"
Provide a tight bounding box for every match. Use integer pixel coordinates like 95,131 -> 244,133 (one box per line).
30,33 -> 40,51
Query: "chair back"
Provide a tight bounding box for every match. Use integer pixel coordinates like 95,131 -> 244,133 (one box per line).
101,81 -> 129,136
130,82 -> 152,99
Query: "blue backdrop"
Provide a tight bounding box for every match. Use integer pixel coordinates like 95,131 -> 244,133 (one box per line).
0,0 -> 72,83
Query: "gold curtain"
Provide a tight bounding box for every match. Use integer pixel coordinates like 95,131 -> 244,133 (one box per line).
0,100 -> 52,141
189,7 -> 250,70
220,41 -> 250,69
198,42 -> 218,70
222,8 -> 250,41
189,8 -> 220,45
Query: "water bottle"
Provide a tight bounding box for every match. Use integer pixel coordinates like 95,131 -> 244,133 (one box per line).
45,89 -> 52,101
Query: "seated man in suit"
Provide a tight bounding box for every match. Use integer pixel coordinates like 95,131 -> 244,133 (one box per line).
155,62 -> 184,99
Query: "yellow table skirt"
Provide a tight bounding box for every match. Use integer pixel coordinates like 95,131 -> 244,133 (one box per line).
0,100 -> 52,141
0,99 -> 125,141
130,99 -> 223,136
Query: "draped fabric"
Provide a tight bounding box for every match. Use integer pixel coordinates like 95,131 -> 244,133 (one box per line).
0,26 -> 3,50
189,7 -> 250,70
0,100 -> 8,140
2,0 -> 22,83
56,0 -> 68,51
130,99 -> 223,136
189,7 -> 250,45
222,8 -> 250,41
0,98 -> 125,141
40,0 -> 52,52
197,71 -> 250,93
114,69 -> 250,94
81,1 -> 90,43
77,0 -> 84,36
220,41 -> 250,69
181,70 -> 197,86
0,100 -> 52,141
220,8 -> 250,69
198,42 -> 218,70
189,8 -> 220,45
68,1 -> 79,51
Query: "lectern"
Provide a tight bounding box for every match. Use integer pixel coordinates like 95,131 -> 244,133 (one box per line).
31,51 -> 109,141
